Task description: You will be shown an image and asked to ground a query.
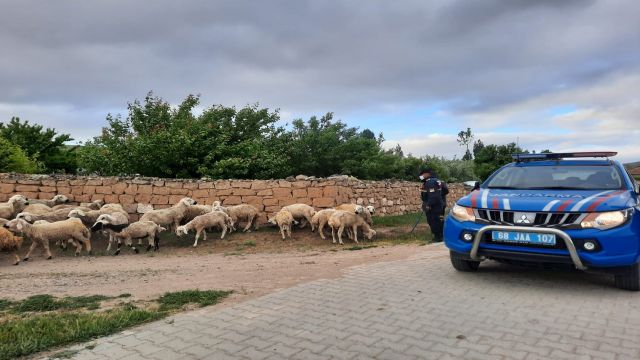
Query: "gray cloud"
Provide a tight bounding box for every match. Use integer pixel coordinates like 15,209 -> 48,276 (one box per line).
0,0 -> 638,157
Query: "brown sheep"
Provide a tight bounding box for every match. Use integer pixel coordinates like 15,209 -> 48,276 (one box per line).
0,226 -> 23,265
268,210 -> 298,240
327,211 -> 376,245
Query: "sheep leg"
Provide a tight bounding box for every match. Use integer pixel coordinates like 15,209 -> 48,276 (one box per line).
220,225 -> 227,239
243,216 -> 253,232
280,225 -> 286,240
352,225 -> 359,244
193,230 -> 201,247
337,225 -> 345,245
331,227 -> 337,244
42,240 -> 52,260
106,233 -> 113,251
12,251 -> 20,265
318,220 -> 326,240
298,218 -> 308,229
24,241 -> 39,261
72,239 -> 83,256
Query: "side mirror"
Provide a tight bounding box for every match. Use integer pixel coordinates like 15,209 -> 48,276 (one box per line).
463,181 -> 480,191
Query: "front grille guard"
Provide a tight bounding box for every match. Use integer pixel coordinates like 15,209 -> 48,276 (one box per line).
470,225 -> 587,270
473,209 -> 588,229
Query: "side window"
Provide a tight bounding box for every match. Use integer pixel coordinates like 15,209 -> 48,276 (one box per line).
625,169 -> 639,193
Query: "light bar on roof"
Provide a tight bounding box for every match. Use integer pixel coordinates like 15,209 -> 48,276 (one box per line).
511,152 -> 617,161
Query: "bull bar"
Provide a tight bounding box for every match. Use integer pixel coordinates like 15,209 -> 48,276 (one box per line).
469,225 -> 587,271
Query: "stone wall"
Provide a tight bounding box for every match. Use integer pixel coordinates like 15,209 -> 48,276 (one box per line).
0,174 -> 469,223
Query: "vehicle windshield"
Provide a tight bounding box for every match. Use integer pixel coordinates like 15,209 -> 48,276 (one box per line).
485,165 -> 624,190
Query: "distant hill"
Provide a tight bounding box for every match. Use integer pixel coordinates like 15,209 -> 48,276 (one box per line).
624,161 -> 640,169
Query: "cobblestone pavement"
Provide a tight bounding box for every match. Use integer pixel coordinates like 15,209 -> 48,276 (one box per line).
57,244 -> 640,360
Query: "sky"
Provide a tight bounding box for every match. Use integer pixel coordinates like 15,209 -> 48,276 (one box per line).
1,0 -> 639,162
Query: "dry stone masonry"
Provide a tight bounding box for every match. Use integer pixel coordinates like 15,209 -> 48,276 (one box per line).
0,174 -> 469,223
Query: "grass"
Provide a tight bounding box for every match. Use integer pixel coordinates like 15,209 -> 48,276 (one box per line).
372,212 -> 423,227
243,240 -> 257,247
0,290 -> 231,360
157,289 -> 232,311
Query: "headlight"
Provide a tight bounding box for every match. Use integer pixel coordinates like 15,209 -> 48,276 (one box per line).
581,209 -> 631,230
451,204 -> 476,223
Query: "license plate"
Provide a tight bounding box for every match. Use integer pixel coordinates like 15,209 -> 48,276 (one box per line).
491,231 -> 556,246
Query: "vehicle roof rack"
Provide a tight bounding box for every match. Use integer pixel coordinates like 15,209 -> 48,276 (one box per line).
512,152 -> 617,162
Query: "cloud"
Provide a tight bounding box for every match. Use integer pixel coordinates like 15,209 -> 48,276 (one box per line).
0,0 -> 638,161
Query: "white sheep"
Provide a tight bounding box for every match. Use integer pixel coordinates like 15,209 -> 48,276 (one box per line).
139,197 -> 197,235
310,209 -> 338,240
212,204 -> 259,232
111,221 -> 167,255
268,210 -> 298,240
281,204 -> 316,229
18,206 -> 92,224
27,194 -> 70,207
23,203 -> 56,215
177,211 -> 233,247
0,195 -> 29,220
327,211 -> 376,245
4,217 -> 91,260
91,212 -> 130,251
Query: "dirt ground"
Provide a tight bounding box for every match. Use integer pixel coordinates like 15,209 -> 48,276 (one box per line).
0,224 -> 429,306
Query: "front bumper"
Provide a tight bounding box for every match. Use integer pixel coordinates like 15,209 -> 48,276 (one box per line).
444,212 -> 640,269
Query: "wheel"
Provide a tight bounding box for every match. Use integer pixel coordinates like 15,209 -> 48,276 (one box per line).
614,263 -> 640,291
450,251 -> 480,272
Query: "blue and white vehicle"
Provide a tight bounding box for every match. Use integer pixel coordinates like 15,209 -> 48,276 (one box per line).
444,152 -> 640,290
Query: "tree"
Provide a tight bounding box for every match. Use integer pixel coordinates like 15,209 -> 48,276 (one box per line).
0,137 -> 41,173
78,92 -> 290,179
473,142 -> 526,180
0,117 -> 77,173
457,127 -> 474,160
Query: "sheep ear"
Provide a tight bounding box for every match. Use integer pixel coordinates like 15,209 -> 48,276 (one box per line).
16,221 -> 23,231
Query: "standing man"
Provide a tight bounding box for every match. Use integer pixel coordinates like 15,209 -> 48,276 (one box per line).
419,168 -> 445,242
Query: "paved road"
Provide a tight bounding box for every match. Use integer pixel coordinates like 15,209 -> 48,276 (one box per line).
59,244 -> 640,360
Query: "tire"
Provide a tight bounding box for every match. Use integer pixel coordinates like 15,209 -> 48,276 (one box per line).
614,263 -> 640,291
450,251 -> 480,272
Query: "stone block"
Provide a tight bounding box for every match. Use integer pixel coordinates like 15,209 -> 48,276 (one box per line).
119,194 -> 135,205
233,188 -> 254,196
96,186 -> 112,194
124,184 -> 138,194
231,181 -> 251,189
323,186 -> 338,197
313,197 -> 336,208
104,194 -> 119,204
223,196 -> 242,205
272,188 -> 291,198
198,182 -> 214,189
251,181 -> 267,190
0,184 -> 15,194
86,179 -> 103,186
16,185 -> 38,192
135,193 -> 152,203
112,182 -> 128,194
38,192 -> 55,200
138,185 -> 152,194
292,189 -> 307,198
151,195 -> 169,205
183,182 -> 198,190
257,189 -> 273,196
165,181 -> 183,189
214,180 -> 231,189
153,186 -> 171,195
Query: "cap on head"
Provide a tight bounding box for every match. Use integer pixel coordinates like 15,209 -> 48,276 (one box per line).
419,168 -> 432,176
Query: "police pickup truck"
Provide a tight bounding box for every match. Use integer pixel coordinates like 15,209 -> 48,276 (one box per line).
444,152 -> 640,291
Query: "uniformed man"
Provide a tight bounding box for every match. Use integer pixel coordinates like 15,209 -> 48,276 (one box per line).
419,168 -> 445,242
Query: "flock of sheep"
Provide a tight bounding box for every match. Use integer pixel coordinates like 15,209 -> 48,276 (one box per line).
0,193 -> 377,265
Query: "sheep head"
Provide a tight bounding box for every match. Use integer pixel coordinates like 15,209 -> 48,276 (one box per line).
9,195 -> 28,206
53,195 -> 70,204
15,213 -> 33,223
365,228 -> 377,240
178,197 -> 197,206
158,225 -> 167,233
68,209 -> 85,218
366,205 -> 375,214
354,205 -> 365,214
267,217 -> 276,225
212,200 -> 221,207
176,226 -> 188,236
5,218 -> 27,232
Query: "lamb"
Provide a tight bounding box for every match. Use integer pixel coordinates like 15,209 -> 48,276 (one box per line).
280,204 -> 316,229
139,197 -> 197,235
90,212 -> 130,251
0,226 -> 23,265
80,199 -> 104,210
0,195 -> 29,220
310,209 -> 338,240
4,217 -> 91,260
334,203 -> 372,239
111,221 -> 167,255
268,210 -> 298,240
212,204 -> 259,232
27,194 -> 70,207
177,211 -> 233,247
327,211 -> 376,245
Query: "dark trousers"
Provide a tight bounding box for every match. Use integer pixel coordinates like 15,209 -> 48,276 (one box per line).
422,202 -> 444,241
